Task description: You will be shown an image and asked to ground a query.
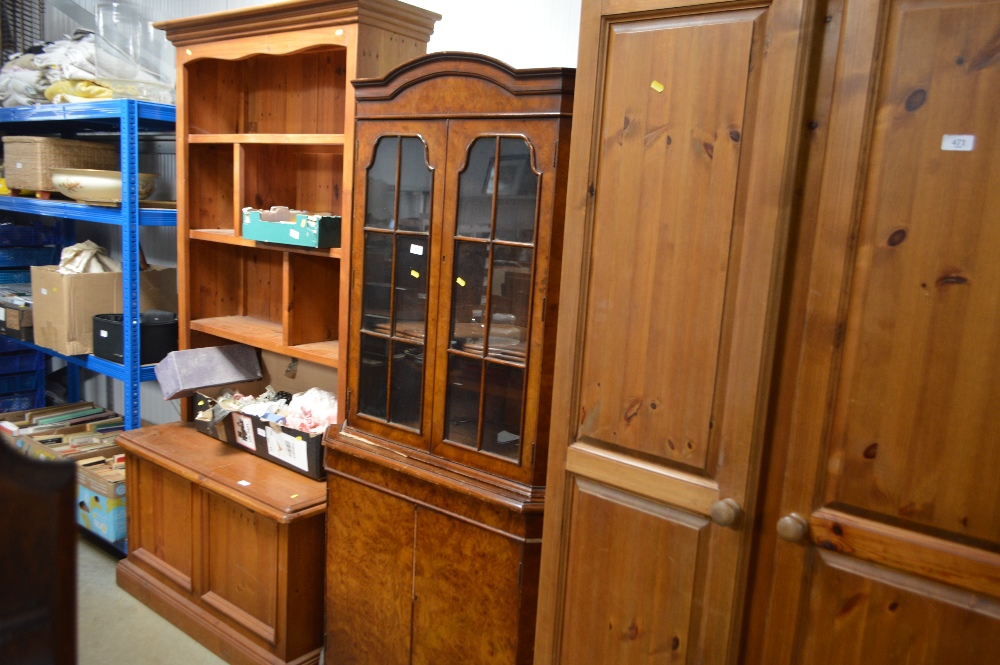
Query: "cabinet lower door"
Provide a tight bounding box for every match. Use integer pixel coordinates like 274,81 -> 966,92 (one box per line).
534,0 -> 813,662
752,0 -> 1000,661
326,471 -> 537,665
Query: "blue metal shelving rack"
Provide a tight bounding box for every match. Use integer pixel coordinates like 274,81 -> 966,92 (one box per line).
0,100 -> 176,429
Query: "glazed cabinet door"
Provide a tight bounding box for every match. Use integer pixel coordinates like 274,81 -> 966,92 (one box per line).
431,121 -> 561,485
750,0 -> 1000,661
534,0 -> 812,662
348,121 -> 448,449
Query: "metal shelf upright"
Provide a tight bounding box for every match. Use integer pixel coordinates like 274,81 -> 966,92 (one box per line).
0,99 -> 176,429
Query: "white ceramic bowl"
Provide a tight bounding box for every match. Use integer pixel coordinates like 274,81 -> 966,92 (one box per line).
50,168 -> 158,203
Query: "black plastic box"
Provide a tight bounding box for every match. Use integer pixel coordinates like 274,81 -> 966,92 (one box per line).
93,310 -> 178,365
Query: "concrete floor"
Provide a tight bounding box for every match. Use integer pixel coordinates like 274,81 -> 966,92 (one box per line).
77,535 -> 224,665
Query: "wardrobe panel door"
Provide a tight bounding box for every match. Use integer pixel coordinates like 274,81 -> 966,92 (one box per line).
536,0 -> 813,662
754,0 -> 1000,662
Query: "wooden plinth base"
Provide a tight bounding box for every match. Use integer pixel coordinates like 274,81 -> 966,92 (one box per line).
117,560 -> 320,665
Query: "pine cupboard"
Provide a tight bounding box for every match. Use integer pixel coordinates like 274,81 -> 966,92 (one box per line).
534,0 -> 1000,662
325,53 -> 574,664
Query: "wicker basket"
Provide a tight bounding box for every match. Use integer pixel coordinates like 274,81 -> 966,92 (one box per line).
2,136 -> 119,191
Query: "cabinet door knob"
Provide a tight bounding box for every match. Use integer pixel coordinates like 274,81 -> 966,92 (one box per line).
710,498 -> 742,527
776,513 -> 809,542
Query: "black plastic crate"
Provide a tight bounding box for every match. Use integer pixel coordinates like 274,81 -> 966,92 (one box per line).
93,311 -> 178,365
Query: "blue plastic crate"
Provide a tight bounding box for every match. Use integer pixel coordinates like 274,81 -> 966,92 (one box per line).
0,371 -> 37,393
0,351 -> 41,375
0,336 -> 23,353
0,223 -> 60,247
0,269 -> 30,284
0,246 -> 58,267
0,391 -> 37,411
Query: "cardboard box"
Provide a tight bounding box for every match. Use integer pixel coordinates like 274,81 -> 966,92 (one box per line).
192,392 -> 237,444
193,350 -> 335,480
76,453 -> 127,546
0,303 -> 33,340
155,344 -> 262,400
13,432 -> 122,462
242,206 -> 341,249
31,265 -> 177,356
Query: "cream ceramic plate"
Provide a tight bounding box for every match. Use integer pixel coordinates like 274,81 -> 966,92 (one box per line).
50,168 -> 158,203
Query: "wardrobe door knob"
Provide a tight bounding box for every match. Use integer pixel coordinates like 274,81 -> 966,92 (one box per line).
777,513 -> 809,542
710,498 -> 743,527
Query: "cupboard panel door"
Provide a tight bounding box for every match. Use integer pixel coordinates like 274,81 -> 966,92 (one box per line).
326,474 -> 414,664
754,0 -> 1000,661
203,493 -> 279,644
412,508 -> 527,665
558,478 -> 709,664
796,552 -> 1000,664
130,458 -> 194,592
536,0 -> 813,662
823,0 -> 1000,544
577,10 -> 758,470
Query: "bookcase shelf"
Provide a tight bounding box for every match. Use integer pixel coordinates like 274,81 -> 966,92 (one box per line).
158,0 -> 439,425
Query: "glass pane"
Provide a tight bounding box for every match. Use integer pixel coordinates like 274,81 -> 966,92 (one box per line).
481,362 -> 524,460
444,354 -> 482,448
495,138 -> 538,243
389,341 -> 423,429
365,137 -> 398,229
488,245 -> 532,363
358,334 -> 389,419
394,236 -> 428,341
456,137 -> 496,239
449,241 -> 490,353
397,137 -> 432,233
361,232 -> 393,333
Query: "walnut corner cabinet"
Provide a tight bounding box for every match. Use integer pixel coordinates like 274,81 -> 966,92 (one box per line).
154,0 -> 440,424
533,0 -> 1000,663
324,53 -> 574,664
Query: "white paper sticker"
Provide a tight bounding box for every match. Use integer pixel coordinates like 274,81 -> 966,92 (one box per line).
14,162 -> 21,169
410,243 -> 424,255
256,427 -> 265,437
289,229 -> 300,240
237,480 -> 251,486
234,414 -> 255,450
100,330 -> 108,337
941,134 -> 975,151
40,288 -> 47,296
265,428 -> 310,471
